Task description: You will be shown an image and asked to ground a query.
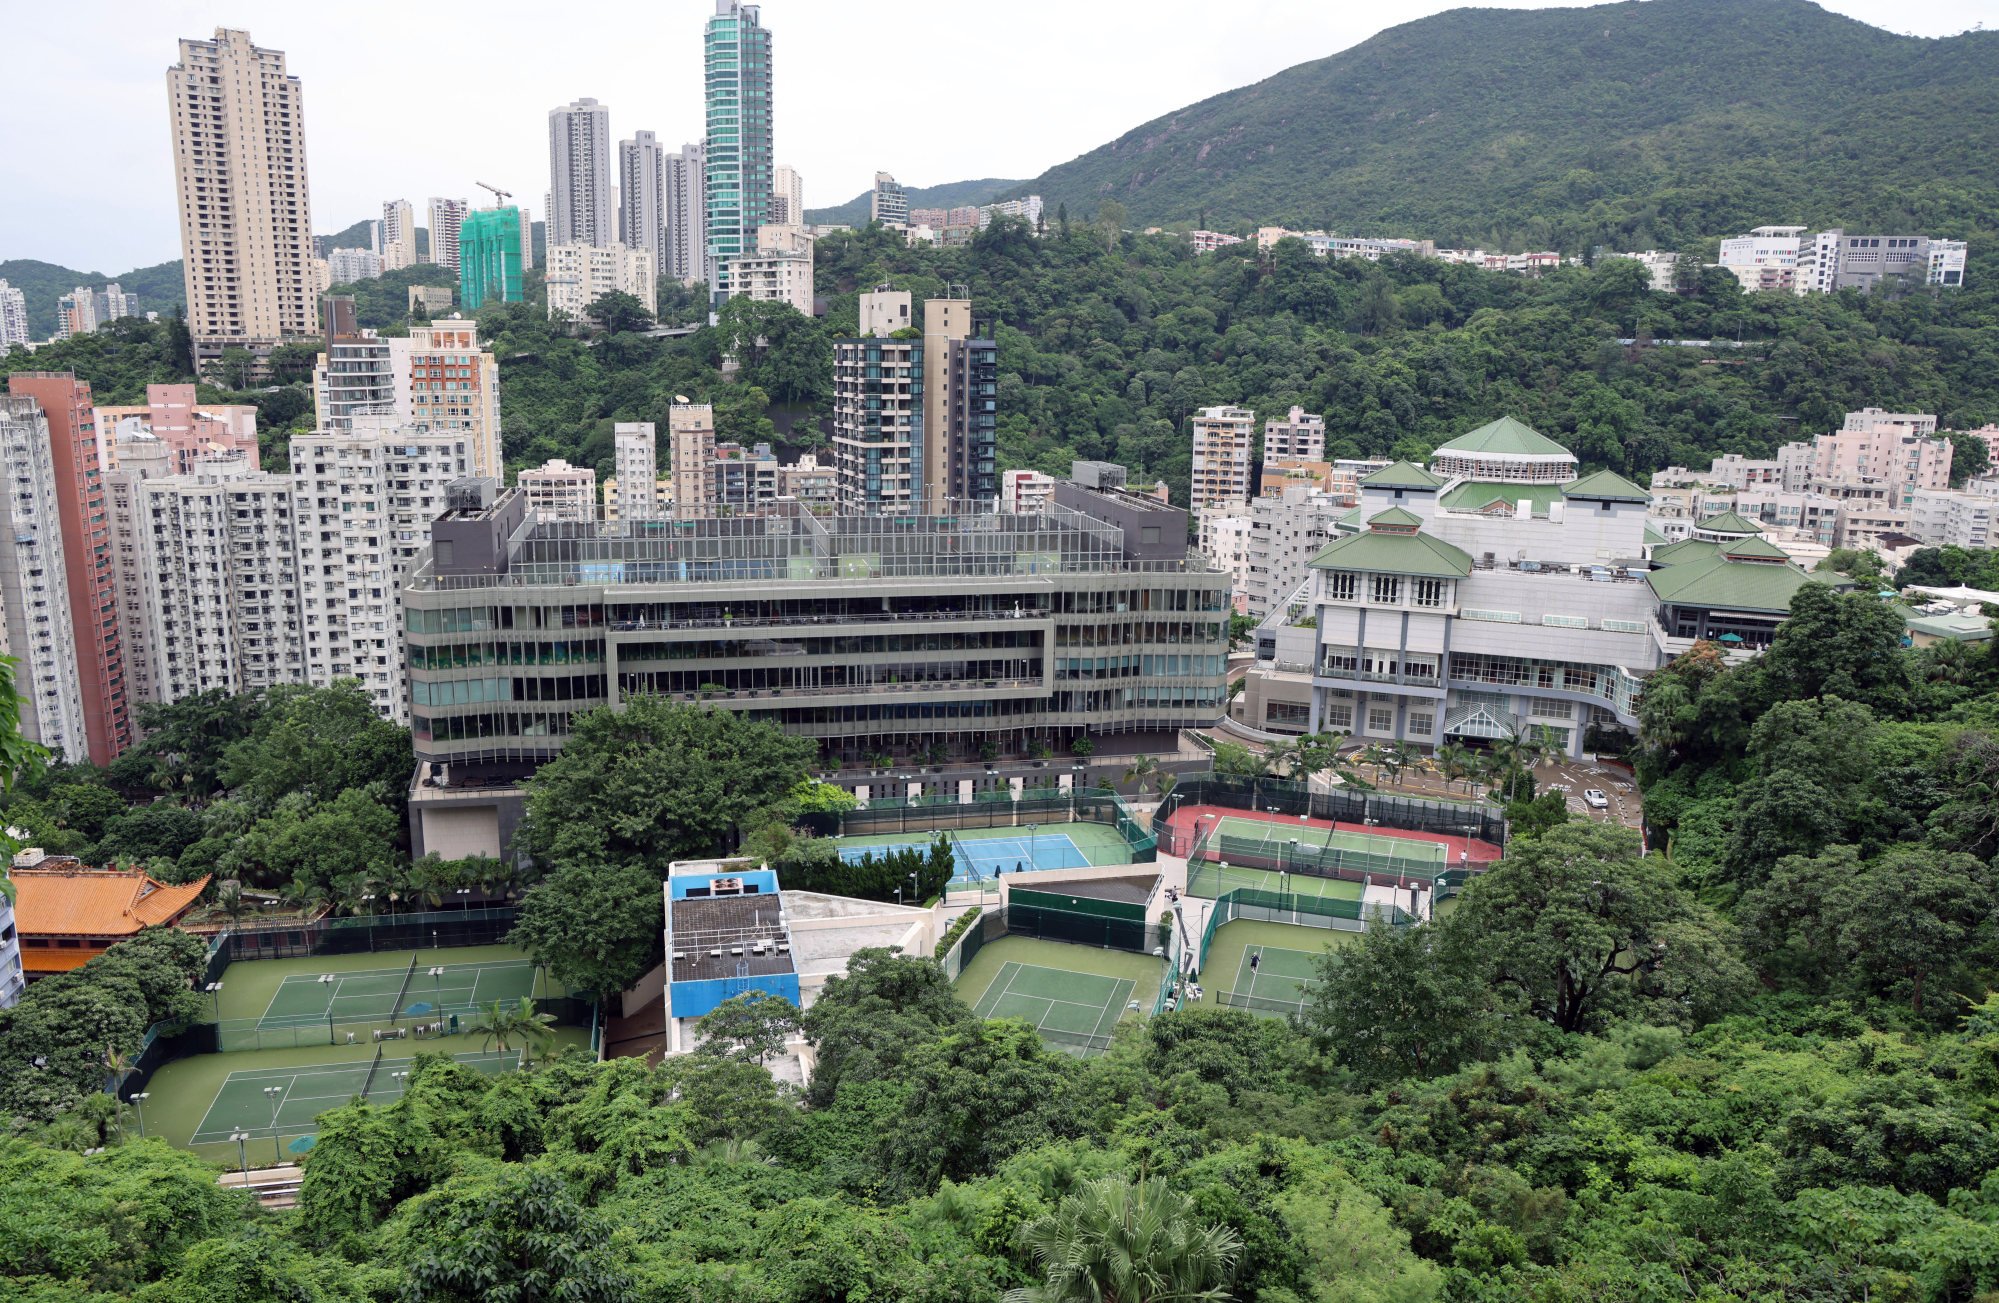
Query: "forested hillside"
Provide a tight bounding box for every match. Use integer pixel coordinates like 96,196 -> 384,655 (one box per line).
1020,0 -> 1999,251
0,258 -> 185,337
804,176 -> 1022,227
476,222 -> 1999,504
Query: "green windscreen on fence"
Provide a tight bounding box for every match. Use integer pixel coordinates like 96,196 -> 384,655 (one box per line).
1009,887 -> 1148,924
1194,889 -> 1413,977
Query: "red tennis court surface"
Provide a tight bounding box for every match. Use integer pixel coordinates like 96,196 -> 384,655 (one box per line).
1161,803 -> 1502,865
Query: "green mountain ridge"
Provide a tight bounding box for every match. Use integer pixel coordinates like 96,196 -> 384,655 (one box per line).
1015,0 -> 1999,251
0,259 -> 186,339
805,177 -> 1023,228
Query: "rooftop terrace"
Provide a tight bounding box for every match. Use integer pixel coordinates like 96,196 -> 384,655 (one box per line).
412,500 -> 1217,592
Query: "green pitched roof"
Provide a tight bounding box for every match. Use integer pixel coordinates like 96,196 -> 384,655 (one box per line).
1645,554 -> 1819,614
1642,523 -> 1669,547
1721,535 -> 1793,561
1562,468 -> 1650,502
1695,511 -> 1763,536
1438,480 -> 1567,517
1650,537 -> 1721,566
1359,461 -> 1445,490
1336,505 -> 1364,528
1309,527 -> 1473,579
1367,506 -> 1425,528
1433,417 -> 1574,458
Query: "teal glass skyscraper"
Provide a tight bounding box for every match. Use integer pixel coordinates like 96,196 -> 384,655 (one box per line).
703,0 -> 772,306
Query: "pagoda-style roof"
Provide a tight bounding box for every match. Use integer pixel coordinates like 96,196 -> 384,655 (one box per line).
1562,468 -> 1650,502
1309,518 -> 1473,578
1645,554 -> 1821,614
1721,535 -> 1793,562
1359,461 -> 1445,490
1433,417 -> 1574,458
1693,511 -> 1764,537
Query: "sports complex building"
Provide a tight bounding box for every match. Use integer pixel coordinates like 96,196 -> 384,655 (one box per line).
403,474 -> 1230,861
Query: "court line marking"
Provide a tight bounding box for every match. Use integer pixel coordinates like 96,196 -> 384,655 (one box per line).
1083,978 -> 1131,1045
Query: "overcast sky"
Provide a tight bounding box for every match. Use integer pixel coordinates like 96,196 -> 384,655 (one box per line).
3,0 -> 1987,273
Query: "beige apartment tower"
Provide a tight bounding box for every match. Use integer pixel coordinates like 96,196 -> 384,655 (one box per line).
670,403 -> 717,513
167,28 -> 317,362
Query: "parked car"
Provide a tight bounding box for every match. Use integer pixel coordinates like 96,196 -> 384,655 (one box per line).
1582,788 -> 1609,810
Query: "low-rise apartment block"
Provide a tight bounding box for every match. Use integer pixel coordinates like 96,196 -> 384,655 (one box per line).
546,242 -> 657,322
1262,406 -> 1325,462
517,459 -> 598,522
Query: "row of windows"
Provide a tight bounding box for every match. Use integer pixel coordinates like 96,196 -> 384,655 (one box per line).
1324,573 -> 1447,607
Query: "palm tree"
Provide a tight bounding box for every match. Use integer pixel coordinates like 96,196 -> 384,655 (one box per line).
102,1043 -> 135,1102
472,996 -> 557,1066
1437,741 -> 1474,794
216,883 -> 250,930
1123,755 -> 1160,796
1010,1175 -> 1242,1303
1263,738 -> 1303,780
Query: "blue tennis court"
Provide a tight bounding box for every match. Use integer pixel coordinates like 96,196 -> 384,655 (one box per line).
838,830 -> 1093,883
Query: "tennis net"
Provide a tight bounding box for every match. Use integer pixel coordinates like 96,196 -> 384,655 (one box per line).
948,832 -> 981,882
390,952 -> 419,1022
360,1044 -> 386,1100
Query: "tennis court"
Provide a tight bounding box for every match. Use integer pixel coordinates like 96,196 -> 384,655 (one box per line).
953,934 -> 1163,1056
832,822 -> 1129,885
1200,919 -> 1354,1018
258,957 -> 539,1030
1186,861 -> 1366,902
1206,814 -> 1446,862
189,1050 -> 521,1144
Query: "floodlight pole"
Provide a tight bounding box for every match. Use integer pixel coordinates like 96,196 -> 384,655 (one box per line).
264,1085 -> 284,1162
131,1091 -> 150,1139
232,1130 -> 249,1181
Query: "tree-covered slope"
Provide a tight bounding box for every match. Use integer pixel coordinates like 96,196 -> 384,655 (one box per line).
0,258 -> 186,338
1021,0 -> 1999,251
805,176 -> 1023,227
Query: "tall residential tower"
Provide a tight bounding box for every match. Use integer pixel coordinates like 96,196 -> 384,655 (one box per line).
549,98 -> 614,248
166,28 -> 317,362
702,1 -> 773,303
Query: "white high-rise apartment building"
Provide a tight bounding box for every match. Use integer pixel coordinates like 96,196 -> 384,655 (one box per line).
619,130 -> 666,274
92,285 -> 138,325
381,200 -> 417,270
871,172 -> 908,226
0,397 -> 89,762
665,144 -> 706,284
517,206 -> 535,272
167,28 -> 317,361
54,289 -> 96,340
1263,406 -> 1326,462
328,248 -> 383,283
105,443 -> 302,704
1190,405 -> 1255,513
0,281 -> 28,353
614,423 -> 662,522
314,320 -> 503,482
518,459 -> 599,522
549,98 -> 614,248
427,198 -> 468,272
1198,506 -> 1254,613
291,418 -> 471,722
545,244 -> 658,321
772,164 -> 803,225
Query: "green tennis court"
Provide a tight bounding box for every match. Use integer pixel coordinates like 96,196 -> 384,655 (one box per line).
1186,861 -> 1367,902
190,1050 -> 521,1144
971,960 -> 1131,1053
1200,920 -> 1354,1018
258,958 -> 539,1029
1207,815 -> 1447,862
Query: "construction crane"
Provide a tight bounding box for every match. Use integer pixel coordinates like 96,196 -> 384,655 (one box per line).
476,181 -> 512,206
